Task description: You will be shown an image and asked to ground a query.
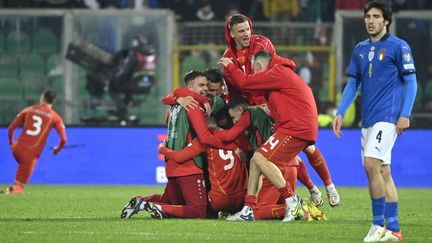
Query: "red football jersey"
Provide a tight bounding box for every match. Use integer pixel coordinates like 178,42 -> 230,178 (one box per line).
8,104 -> 67,156
205,146 -> 248,196
160,139 -> 248,195
225,55 -> 318,143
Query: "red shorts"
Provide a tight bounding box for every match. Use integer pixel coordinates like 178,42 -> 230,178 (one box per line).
12,144 -> 39,184
258,132 -> 308,167
208,190 -> 245,214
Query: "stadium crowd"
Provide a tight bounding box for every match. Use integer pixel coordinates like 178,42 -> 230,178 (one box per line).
2,0 -> 432,22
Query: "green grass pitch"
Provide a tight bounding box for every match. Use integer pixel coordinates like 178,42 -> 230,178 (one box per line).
1,185 -> 431,242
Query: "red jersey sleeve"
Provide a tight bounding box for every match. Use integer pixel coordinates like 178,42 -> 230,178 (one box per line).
226,63 -> 287,91
53,114 -> 67,152
8,108 -> 28,145
214,111 -> 251,142
174,87 -> 209,105
161,93 -> 177,105
159,139 -> 204,164
187,107 -> 236,150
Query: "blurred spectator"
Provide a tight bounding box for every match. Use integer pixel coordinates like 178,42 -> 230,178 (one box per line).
321,0 -> 335,22
224,4 -> 241,19
195,0 -> 216,21
263,0 -> 299,21
335,0 -> 366,10
318,101 -> 336,127
160,0 -> 198,21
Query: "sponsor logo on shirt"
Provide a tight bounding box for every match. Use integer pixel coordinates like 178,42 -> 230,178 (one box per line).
403,63 -> 415,70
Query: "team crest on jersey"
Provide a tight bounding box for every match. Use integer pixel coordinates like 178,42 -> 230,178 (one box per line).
404,53 -> 411,63
378,49 -> 385,61
368,50 -> 374,62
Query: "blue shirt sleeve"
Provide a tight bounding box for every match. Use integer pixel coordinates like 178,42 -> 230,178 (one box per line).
346,46 -> 360,79
400,73 -> 417,117
395,42 -> 416,75
336,78 -> 360,117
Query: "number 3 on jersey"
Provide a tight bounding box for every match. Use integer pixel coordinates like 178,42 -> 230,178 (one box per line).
26,115 -> 43,136
219,150 -> 235,171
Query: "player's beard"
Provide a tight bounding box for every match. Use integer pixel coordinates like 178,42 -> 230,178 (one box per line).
367,24 -> 386,38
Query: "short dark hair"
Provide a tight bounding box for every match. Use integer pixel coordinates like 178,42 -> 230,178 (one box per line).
229,14 -> 247,30
203,68 -> 223,84
253,50 -> 272,63
229,95 -> 250,110
214,107 -> 233,129
184,70 -> 205,86
364,0 -> 393,31
43,89 -> 57,104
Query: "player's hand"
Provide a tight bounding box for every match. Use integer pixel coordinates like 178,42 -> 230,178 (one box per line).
53,146 -> 60,155
332,115 -> 343,138
204,102 -> 212,117
396,117 -> 410,135
218,57 -> 233,67
158,142 -> 166,151
234,147 -> 247,162
177,96 -> 198,111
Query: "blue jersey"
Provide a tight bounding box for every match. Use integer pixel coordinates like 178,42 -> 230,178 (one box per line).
347,33 -> 416,127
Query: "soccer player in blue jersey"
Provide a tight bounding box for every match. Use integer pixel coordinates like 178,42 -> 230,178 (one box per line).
333,0 -> 417,242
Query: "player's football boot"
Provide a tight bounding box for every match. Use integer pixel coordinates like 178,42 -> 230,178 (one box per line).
326,186 -> 340,207
380,229 -> 402,242
120,196 -> 145,219
363,224 -> 386,242
296,199 -> 312,221
226,206 -> 254,221
303,198 -> 327,221
309,190 -> 324,207
282,195 -> 301,222
3,185 -> 23,195
144,202 -> 167,219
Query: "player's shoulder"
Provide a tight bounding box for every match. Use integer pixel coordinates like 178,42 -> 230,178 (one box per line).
222,48 -> 233,58
252,34 -> 273,47
48,108 -> 64,121
386,34 -> 411,49
253,34 -> 271,42
354,38 -> 370,50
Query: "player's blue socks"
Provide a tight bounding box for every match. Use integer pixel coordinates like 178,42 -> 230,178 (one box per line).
372,197 -> 385,227
385,202 -> 400,232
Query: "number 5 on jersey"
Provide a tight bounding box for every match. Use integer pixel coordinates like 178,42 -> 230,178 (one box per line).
219,150 -> 235,171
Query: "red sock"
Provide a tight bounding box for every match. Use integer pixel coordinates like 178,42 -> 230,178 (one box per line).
278,185 -> 293,200
244,195 -> 257,207
254,204 -> 285,219
305,147 -> 333,186
161,205 -> 207,219
13,183 -> 24,192
296,162 -> 314,190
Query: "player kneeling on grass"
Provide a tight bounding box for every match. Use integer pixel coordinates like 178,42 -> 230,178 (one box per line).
121,116 -> 248,219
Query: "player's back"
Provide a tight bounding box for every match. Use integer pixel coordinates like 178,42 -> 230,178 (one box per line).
16,104 -> 63,155
205,147 -> 248,196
